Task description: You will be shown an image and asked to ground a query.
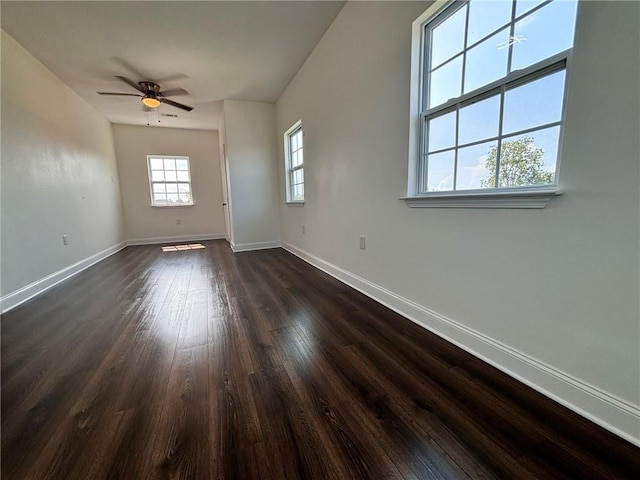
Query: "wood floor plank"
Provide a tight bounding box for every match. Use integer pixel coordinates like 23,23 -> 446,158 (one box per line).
271,326 -> 408,479
150,346 -> 212,480
2,240 -> 639,479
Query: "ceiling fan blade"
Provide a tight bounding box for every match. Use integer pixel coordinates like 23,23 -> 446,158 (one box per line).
161,98 -> 193,112
159,88 -> 189,97
114,75 -> 145,93
154,73 -> 190,84
109,57 -> 147,80
97,92 -> 142,97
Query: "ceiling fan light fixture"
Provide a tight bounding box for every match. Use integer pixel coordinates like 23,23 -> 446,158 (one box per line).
142,96 -> 161,108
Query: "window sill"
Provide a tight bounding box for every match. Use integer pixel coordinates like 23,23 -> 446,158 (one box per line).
286,201 -> 305,207
400,188 -> 562,209
151,203 -> 195,208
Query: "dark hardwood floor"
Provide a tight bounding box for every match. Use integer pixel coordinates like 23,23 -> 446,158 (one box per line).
2,239 -> 639,479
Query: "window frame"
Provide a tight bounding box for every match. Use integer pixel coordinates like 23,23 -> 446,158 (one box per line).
147,155 -> 194,207
284,120 -> 304,205
405,0 -> 576,208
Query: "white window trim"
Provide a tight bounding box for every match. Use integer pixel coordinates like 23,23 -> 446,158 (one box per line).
284,120 -> 304,205
403,0 -> 569,209
147,155 -> 195,208
401,186 -> 561,209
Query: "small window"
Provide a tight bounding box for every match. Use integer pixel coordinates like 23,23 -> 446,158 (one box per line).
284,121 -> 304,203
410,0 -> 578,201
147,155 -> 193,207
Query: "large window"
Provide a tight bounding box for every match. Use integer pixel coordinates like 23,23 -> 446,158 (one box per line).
147,155 -> 193,206
414,0 -> 577,199
284,121 -> 304,203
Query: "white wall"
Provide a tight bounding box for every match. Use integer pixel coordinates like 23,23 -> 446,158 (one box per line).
1,30 -> 125,306
276,1 -> 640,444
112,125 -> 225,243
223,100 -> 281,251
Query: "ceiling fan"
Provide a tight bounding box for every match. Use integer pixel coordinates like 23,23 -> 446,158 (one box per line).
98,76 -> 193,111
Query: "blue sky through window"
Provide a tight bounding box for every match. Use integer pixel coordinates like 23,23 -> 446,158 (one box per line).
456,141 -> 495,190
458,94 -> 500,145
464,27 -> 510,94
427,111 -> 456,151
427,151 -> 455,191
467,0 -> 511,46
429,57 -> 462,108
430,6 -> 466,68
512,0 -> 578,71
421,0 -> 576,193
503,69 -> 566,134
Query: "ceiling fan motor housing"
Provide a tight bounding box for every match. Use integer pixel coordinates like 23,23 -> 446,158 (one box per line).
140,81 -> 161,94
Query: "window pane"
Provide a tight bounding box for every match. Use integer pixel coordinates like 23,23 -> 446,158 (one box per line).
456,141 -> 496,190
467,0 -> 512,47
164,158 -> 176,171
149,156 -> 191,206
293,184 -> 304,201
458,94 -> 500,145
464,27 -> 510,94
292,150 -> 303,167
429,56 -> 463,108
512,0 -> 577,71
176,159 -> 189,170
516,0 -> 546,18
427,110 -> 456,152
290,130 -> 302,153
293,169 -> 304,185
430,5 -> 466,69
150,158 -> 164,170
425,150 -> 455,192
498,127 -> 559,187
503,69 -> 565,134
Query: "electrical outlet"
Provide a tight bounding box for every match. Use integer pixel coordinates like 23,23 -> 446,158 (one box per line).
176,219 -> 181,225
359,235 -> 366,250
302,225 -> 305,234
62,235 -> 69,245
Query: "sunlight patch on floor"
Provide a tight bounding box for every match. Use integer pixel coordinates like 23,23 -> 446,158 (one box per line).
162,243 -> 206,252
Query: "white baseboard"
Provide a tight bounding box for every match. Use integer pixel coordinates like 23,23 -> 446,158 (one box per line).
126,233 -> 226,246
281,242 -> 640,447
1,241 -> 127,314
231,240 -> 282,252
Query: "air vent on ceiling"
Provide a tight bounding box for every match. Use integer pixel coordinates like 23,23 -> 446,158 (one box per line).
161,113 -> 179,118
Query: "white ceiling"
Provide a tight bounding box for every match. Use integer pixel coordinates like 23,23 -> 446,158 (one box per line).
1,1 -> 346,130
